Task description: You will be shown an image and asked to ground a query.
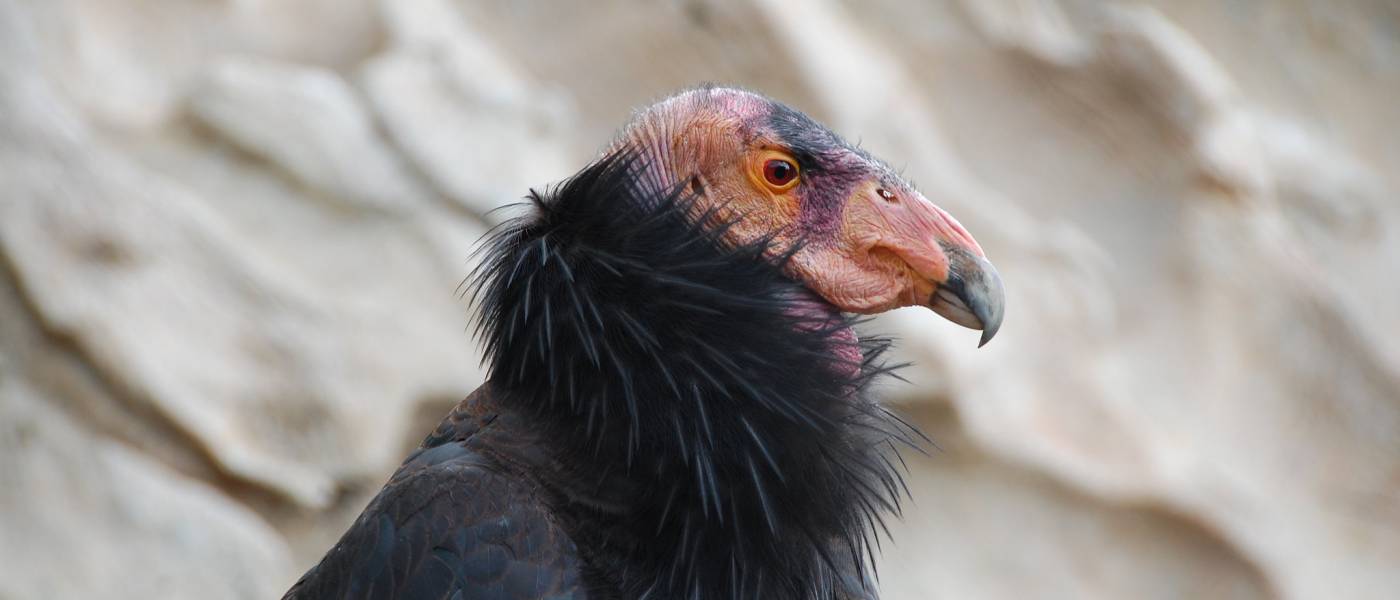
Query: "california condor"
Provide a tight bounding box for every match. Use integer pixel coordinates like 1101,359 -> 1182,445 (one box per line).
285,86 -> 1004,600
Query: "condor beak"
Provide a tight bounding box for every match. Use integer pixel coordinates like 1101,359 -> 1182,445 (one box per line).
930,246 -> 1005,347
860,183 -> 1005,347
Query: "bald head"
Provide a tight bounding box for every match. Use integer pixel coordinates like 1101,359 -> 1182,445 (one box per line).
615,87 -> 1003,344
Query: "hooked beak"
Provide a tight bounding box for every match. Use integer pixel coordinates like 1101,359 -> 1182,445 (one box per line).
930,246 -> 1005,347
860,184 -> 1006,346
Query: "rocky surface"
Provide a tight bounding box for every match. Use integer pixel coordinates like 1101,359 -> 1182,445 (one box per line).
1,1 -> 1396,598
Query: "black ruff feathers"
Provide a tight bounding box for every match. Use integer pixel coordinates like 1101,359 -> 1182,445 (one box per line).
468,149 -> 922,600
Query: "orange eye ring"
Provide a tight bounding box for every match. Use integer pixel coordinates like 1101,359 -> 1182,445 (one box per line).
757,153 -> 800,192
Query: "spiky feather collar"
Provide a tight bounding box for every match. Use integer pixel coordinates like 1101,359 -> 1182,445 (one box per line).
468,149 -> 921,600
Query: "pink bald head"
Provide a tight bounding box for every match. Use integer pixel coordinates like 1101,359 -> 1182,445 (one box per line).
617,87 -> 1004,344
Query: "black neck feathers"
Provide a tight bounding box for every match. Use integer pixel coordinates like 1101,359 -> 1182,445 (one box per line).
468,149 -> 920,600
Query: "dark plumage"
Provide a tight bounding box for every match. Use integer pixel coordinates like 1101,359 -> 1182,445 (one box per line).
286,87 -> 1003,600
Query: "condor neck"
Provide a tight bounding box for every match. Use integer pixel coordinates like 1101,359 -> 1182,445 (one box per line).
477,151 -> 861,464
470,151 -> 910,599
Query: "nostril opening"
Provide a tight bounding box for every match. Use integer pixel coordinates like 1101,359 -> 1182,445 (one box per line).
877,188 -> 897,203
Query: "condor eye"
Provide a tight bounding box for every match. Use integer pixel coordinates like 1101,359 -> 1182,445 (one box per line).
762,158 -> 799,188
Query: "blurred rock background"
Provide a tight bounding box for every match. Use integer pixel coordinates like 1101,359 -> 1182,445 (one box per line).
1,1 -> 1397,598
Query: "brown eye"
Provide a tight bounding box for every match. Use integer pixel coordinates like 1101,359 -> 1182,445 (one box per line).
763,158 -> 798,188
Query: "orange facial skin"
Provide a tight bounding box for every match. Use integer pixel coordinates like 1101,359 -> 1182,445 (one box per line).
616,87 -> 1004,345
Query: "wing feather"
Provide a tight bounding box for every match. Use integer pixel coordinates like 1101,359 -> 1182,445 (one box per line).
284,419 -> 583,600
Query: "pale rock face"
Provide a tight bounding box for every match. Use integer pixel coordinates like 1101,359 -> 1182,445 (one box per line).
1,0 -> 1397,598
1,0 -> 488,513
360,0 -> 577,219
0,379 -> 292,600
190,56 -> 432,212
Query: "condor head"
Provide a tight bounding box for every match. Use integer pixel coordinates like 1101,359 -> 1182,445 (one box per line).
622,87 -> 1005,346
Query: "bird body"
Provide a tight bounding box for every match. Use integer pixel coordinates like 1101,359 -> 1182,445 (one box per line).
286,87 -> 1003,600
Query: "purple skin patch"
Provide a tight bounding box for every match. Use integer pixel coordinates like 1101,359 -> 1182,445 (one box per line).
785,287 -> 864,381
793,158 -> 870,238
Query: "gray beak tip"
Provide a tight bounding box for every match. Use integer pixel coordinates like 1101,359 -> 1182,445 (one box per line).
977,318 -> 1000,348
972,258 -> 1004,348
929,249 -> 1005,348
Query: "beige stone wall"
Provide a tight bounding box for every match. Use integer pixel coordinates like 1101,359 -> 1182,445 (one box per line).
2,1 -> 1397,598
